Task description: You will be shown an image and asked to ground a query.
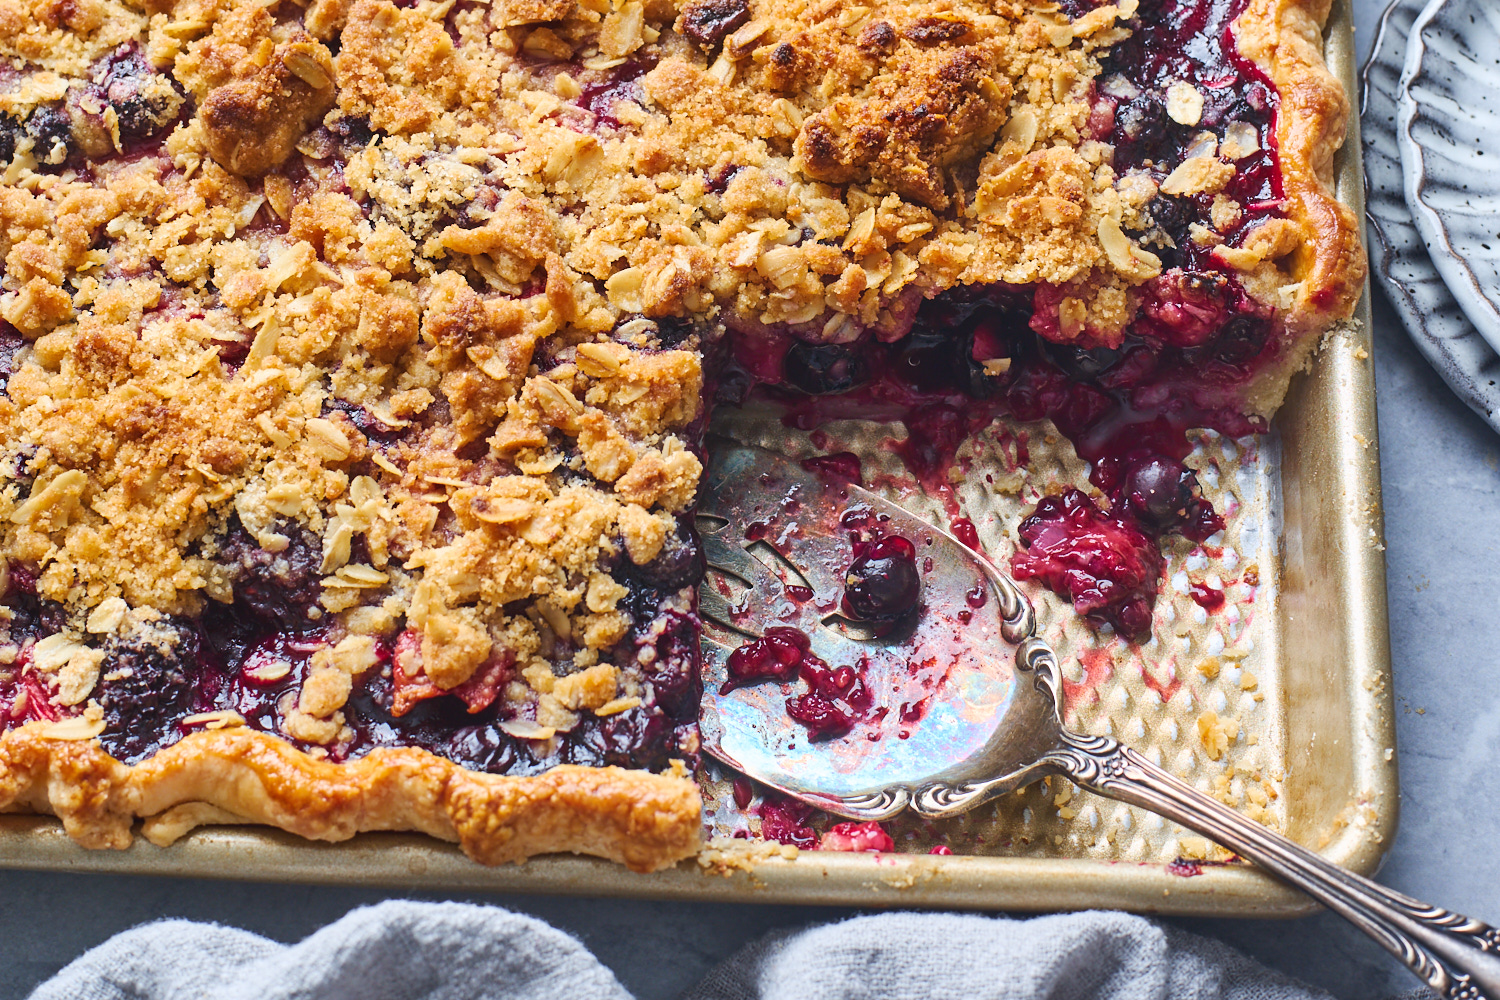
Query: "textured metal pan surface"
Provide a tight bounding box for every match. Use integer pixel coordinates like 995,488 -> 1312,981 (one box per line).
0,0 -> 1392,916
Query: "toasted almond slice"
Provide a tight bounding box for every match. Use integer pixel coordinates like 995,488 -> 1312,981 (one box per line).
370,453 -> 403,476
516,451 -> 565,475
727,19 -> 769,57
245,659 -> 293,682
11,469 -> 86,525
86,597 -> 129,634
336,564 -> 389,587
594,696 -> 642,717
1166,80 -> 1204,126
1000,107 -> 1038,153
531,375 -> 584,415
467,346 -> 513,382
1098,216 -> 1162,281
31,634 -> 83,673
500,719 -> 557,740
183,710 -> 247,729
575,341 -> 627,376
283,46 -> 331,89
1220,121 -> 1260,160
1159,156 -> 1234,197
41,715 -> 106,741
470,496 -> 538,524
305,418 -> 352,461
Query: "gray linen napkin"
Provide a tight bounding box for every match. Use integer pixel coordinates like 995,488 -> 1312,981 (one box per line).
28,900 -> 1431,1000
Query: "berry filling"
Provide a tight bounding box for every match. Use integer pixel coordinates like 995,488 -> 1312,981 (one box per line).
1011,490 -> 1163,640
722,626 -> 872,740
757,795 -> 819,849
819,821 -> 896,853
721,627 -> 810,692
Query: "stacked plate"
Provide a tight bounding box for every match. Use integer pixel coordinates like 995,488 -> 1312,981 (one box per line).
1365,0 -> 1500,432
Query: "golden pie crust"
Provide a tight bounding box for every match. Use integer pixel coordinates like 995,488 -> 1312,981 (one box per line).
1234,0 -> 1365,415
0,722 -> 702,871
0,0 -> 1361,869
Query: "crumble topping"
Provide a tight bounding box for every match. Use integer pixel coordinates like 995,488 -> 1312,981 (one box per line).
0,0 -> 1325,768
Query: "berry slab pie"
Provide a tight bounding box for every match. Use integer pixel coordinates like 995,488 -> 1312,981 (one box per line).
0,0 -> 1361,871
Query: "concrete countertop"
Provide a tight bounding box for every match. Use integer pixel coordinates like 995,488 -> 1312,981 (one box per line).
4,2 -> 1497,995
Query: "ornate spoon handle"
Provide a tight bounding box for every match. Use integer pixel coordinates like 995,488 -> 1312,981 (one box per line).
1050,738 -> 1500,999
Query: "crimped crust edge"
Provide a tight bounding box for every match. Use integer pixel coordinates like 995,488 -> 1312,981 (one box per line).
0,724 -> 703,873
1236,0 -> 1367,416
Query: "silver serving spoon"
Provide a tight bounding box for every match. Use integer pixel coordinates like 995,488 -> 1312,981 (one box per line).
696,439 -> 1500,1000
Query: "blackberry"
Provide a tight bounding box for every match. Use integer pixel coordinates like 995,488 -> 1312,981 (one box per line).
1148,196 -> 1192,245
327,115 -> 374,149
653,315 -> 700,347
216,518 -> 324,628
1117,95 -> 1170,149
632,609 -> 698,717
1211,315 -> 1270,365
96,621 -> 200,763
102,44 -> 181,144
0,115 -> 19,163
564,707 -> 669,768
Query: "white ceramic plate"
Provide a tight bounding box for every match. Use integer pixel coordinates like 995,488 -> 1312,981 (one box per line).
1397,0 -> 1500,364
1367,0 -> 1500,431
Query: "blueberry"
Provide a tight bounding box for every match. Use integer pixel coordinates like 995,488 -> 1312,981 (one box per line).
328,115 -> 374,149
1043,342 -> 1123,383
96,620 -> 201,763
0,116 -> 19,163
102,43 -> 182,144
564,707 -> 669,768
1148,196 -> 1191,241
1211,315 -> 1269,365
841,537 -> 922,621
782,342 -> 869,396
713,364 -> 753,406
1123,457 -> 1195,530
703,163 -> 741,195
890,329 -> 962,393
1117,95 -> 1169,148
1201,95 -> 1253,131
25,104 -> 74,162
216,518 -> 324,628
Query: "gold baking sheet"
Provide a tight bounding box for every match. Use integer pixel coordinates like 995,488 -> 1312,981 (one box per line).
0,0 -> 1392,916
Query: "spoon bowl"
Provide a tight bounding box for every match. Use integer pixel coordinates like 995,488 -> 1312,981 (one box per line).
696,438 -> 1060,820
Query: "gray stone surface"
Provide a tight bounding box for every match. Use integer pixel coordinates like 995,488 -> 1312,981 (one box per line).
4,3 -> 1498,996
